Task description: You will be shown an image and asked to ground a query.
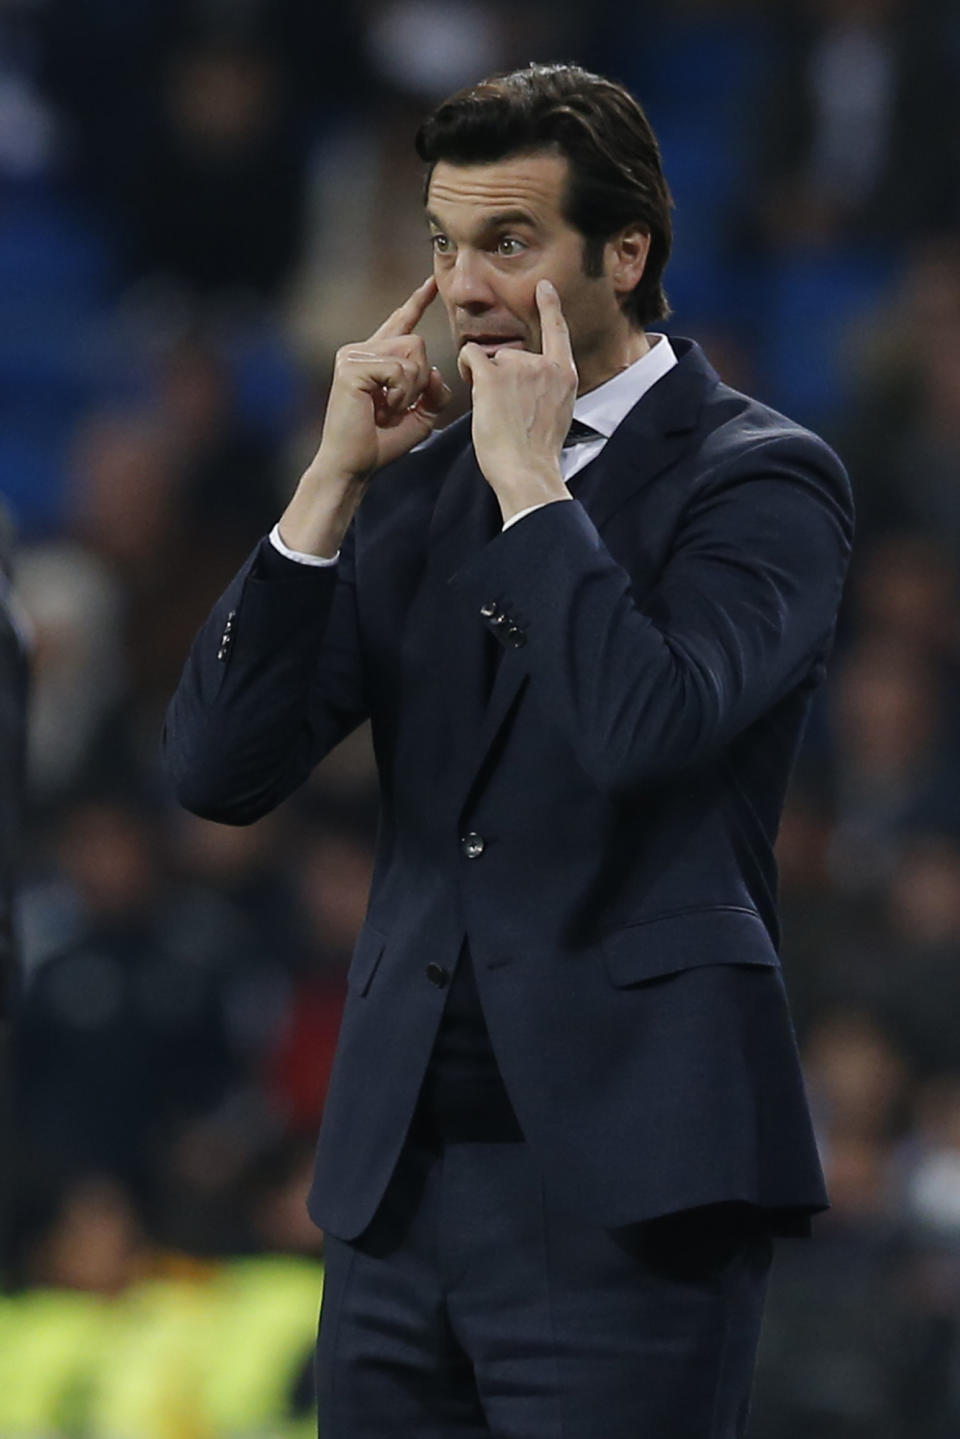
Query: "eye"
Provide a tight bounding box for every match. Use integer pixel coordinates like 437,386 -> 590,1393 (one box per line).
496,235 -> 525,256
431,233 -> 451,254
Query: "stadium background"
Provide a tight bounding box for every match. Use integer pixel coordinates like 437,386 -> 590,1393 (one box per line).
3,0 -> 960,1433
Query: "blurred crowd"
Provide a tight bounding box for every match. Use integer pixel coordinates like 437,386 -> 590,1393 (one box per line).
4,0 -> 960,1434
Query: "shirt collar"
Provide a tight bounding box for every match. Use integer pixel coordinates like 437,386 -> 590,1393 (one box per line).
572,334 -> 678,439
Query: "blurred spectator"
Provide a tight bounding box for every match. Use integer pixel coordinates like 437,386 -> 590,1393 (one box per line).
18,1173 -> 150,1296
15,541 -> 127,808
0,504 -> 29,1015
69,411 -> 184,583
879,836 -> 960,1073
898,1074 -> 960,1240
66,409 -> 200,732
803,1008 -> 912,1146
746,0 -> 960,253
133,39 -> 308,300
0,1 -> 62,185
168,808 -> 299,955
728,0 -> 958,424
2,1161 -> 322,1438
157,329 -> 281,547
236,1133 -> 326,1258
265,821 -> 372,1130
846,534 -> 960,665
877,322 -> 960,556
827,635 -> 960,890
775,784 -> 880,1036
366,0 -> 506,101
749,1123 -> 958,1439
839,237 -> 960,534
16,797 -> 253,1196
749,1012 -> 960,1437
0,502 -> 29,1281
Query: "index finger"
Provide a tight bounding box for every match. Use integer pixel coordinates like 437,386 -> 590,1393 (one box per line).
370,275 -> 439,341
536,280 -> 574,366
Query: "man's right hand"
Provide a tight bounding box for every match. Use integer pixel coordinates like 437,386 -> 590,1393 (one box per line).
315,275 -> 450,482
278,277 -> 451,558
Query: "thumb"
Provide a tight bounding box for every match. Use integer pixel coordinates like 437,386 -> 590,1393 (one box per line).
457,342 -> 492,387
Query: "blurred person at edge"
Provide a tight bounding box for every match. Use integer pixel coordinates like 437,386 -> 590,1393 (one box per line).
749,1111 -> 959,1439
0,504 -> 29,1278
164,65 -> 853,1437
0,506 -> 29,1022
848,534 -> 960,668
827,635 -> 960,892
839,242 -> 960,542
877,834 -> 960,1075
747,1011 -> 946,1438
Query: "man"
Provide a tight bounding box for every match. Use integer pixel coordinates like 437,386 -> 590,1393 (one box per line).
165,64 -> 853,1438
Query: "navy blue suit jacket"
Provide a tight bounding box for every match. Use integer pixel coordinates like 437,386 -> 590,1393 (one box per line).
164,339 -> 853,1241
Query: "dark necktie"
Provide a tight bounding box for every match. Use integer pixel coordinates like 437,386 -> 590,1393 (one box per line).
563,419 -> 600,448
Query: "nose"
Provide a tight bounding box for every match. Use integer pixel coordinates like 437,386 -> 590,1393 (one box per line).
442,249 -> 496,312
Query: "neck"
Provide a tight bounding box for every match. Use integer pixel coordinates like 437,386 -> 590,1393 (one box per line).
577,327 -> 650,396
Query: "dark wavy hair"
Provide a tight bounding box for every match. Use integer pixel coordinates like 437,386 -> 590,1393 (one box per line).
415,63 -> 673,327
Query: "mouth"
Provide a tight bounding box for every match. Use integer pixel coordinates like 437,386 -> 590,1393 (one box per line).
459,335 -> 527,356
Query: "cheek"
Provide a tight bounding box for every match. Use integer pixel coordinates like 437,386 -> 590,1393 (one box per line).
434,268 -> 457,318
558,282 -> 609,341
500,277 -> 541,328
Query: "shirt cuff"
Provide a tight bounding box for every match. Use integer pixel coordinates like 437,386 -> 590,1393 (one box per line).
268,522 -> 339,566
502,498 -> 572,532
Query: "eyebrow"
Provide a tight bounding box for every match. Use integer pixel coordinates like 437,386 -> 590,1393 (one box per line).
425,208 -> 540,233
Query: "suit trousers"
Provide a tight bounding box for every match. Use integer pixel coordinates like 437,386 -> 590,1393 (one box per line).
315,1115 -> 774,1438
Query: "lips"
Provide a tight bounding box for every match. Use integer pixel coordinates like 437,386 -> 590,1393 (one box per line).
460,335 -> 526,351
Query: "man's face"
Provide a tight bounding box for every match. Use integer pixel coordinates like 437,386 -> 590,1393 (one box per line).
426,151 -> 632,392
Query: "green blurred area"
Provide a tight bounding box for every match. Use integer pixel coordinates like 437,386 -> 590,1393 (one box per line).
0,1256 -> 322,1439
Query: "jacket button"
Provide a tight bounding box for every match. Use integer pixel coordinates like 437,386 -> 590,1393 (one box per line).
505,626 -> 526,647
460,832 -> 486,860
425,962 -> 449,987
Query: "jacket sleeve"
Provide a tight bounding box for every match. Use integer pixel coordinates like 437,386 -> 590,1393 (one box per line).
162,526 -> 367,824
450,432 -> 853,796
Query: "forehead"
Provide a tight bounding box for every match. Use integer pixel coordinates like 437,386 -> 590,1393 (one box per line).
426,152 -> 571,226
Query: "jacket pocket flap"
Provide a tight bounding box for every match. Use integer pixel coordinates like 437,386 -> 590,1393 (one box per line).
601,907 -> 779,988
347,923 -> 386,996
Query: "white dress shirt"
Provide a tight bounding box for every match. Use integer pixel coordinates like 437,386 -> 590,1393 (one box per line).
269,334 -> 678,564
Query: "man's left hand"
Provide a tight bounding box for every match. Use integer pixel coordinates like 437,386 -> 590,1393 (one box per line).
458,280 -> 578,525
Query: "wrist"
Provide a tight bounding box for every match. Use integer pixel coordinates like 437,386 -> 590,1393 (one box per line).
279,467 -> 368,558
490,463 -> 569,525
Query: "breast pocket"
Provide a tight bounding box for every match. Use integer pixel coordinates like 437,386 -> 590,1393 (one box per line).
601,906 -> 779,988
346,922 -> 387,997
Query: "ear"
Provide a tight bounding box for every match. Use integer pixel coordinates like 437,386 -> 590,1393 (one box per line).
607,226 -> 651,300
